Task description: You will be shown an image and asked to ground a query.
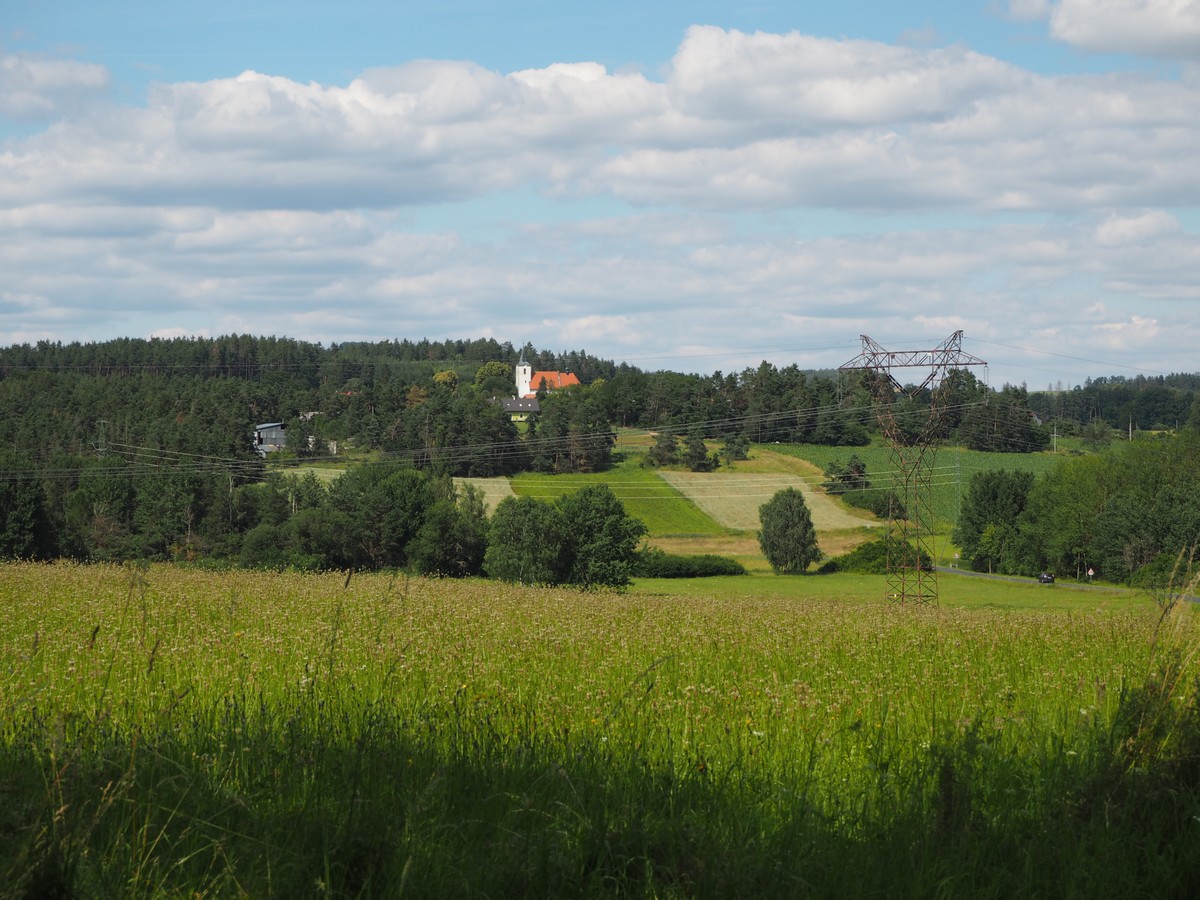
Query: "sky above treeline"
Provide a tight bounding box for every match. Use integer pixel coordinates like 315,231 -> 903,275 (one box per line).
3,0 -> 1199,388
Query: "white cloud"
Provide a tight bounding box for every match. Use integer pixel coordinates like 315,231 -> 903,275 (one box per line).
1093,313 -> 1162,349
0,53 -> 109,121
2,27 -> 1199,383
1094,209 -> 1181,245
1050,0 -> 1200,60
5,28 -> 1200,217
668,26 -> 1020,128
557,314 -> 640,345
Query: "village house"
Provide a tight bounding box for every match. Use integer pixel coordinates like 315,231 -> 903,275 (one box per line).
252,422 -> 287,456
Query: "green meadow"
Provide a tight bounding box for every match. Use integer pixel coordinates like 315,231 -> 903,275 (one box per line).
511,461 -> 728,537
771,443 -> 1065,529
4,562 -> 1199,897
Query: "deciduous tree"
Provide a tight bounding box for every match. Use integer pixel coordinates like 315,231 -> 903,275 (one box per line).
556,484 -> 647,588
758,487 -> 821,574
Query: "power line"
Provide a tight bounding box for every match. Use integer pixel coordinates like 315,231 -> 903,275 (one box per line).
0,394 -> 1050,485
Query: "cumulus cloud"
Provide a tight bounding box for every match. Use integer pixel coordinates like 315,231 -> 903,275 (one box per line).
2,26 -> 1199,382
667,26 -> 1020,128
1050,0 -> 1200,59
1092,313 -> 1162,350
7,25 -> 1200,219
0,52 -> 110,121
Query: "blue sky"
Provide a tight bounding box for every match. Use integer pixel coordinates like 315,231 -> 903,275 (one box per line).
3,0 -> 1199,386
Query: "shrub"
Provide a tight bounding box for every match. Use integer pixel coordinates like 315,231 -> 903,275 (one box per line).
818,535 -> 932,575
822,454 -> 869,494
633,548 -> 747,578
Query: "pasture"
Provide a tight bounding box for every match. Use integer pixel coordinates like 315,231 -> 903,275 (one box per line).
3,561 -> 1198,896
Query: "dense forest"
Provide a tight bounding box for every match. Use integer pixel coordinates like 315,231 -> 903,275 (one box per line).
1,334 -> 1067,467
3,334 -> 1196,582
1028,373 -> 1200,433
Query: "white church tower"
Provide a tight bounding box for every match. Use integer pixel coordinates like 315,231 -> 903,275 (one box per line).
515,348 -> 532,398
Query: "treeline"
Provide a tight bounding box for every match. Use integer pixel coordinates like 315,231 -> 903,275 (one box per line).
1029,374 -> 1200,433
0,336 -> 881,474
0,456 -> 650,587
953,431 -> 1200,584
0,336 -> 615,468
1,334 -> 1060,475
0,335 -> 614,383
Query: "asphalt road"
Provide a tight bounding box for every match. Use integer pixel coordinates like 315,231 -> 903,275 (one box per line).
936,566 -> 1122,594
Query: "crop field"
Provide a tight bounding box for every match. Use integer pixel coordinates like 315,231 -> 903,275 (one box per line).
511,462 -> 727,537
488,449 -> 878,542
4,562 -> 1199,896
657,470 -> 873,532
772,443 -> 1065,528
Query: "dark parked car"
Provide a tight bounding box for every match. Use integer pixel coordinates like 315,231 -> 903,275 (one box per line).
1038,572 -> 1055,584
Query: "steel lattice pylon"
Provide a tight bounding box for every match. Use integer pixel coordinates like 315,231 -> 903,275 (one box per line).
840,331 -> 986,603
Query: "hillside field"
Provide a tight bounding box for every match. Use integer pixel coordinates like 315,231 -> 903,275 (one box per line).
2,562 -> 1196,896
770,443 -> 1066,529
316,440 -> 1067,571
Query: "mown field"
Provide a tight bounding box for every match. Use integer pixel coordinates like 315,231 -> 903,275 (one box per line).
505,449 -> 880,571
4,562 -> 1199,896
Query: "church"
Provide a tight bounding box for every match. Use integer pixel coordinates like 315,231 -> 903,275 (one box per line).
515,350 -> 579,399
500,350 -> 580,419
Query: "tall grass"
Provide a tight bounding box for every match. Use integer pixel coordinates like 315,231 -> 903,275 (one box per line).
2,562 -> 1199,896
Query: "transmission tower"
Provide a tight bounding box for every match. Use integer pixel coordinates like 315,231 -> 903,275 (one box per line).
839,331 -> 986,604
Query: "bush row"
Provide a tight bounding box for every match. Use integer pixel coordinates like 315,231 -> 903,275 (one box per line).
633,548 -> 747,578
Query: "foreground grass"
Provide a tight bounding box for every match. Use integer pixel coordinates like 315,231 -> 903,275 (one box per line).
3,563 -> 1199,896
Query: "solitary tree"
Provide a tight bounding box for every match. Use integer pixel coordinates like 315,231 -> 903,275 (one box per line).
684,427 -> 715,472
646,430 -> 680,468
758,487 -> 821,574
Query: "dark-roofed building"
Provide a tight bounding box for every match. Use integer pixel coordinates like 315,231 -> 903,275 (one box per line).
253,422 -> 287,456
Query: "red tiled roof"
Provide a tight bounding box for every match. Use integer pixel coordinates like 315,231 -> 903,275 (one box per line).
523,371 -> 579,397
